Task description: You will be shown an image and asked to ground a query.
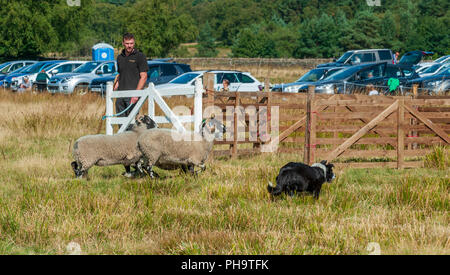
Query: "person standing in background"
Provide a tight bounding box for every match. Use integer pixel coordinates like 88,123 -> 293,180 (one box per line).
113,33 -> 148,117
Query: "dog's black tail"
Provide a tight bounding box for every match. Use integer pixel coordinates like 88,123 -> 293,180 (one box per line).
267,180 -> 283,196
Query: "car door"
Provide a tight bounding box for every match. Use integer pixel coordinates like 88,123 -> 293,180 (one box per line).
354,63 -> 386,86
147,65 -> 161,85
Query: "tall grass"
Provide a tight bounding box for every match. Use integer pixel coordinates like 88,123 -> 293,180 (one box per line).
0,91 -> 448,255
424,146 -> 449,170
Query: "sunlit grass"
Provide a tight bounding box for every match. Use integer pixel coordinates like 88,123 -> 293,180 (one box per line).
0,91 -> 448,255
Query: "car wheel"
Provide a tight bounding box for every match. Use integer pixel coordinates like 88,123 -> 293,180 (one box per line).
74,84 -> 89,96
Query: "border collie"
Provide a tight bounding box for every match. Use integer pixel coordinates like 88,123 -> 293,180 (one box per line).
268,160 -> 335,199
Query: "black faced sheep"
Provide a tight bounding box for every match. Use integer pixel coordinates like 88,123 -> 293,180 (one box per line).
71,115 -> 157,179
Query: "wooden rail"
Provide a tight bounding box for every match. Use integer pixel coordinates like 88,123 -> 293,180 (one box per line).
204,87 -> 450,168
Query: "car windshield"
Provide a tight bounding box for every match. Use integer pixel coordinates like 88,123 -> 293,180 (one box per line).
323,66 -> 361,81
170,73 -> 200,84
0,62 -> 12,71
336,52 -> 353,63
422,64 -> 442,74
74,62 -> 102,73
9,65 -> 30,74
434,55 -> 449,63
43,63 -> 60,71
296,69 -> 326,82
22,62 -> 51,74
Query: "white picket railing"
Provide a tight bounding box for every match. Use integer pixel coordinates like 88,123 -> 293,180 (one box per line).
105,78 -> 204,135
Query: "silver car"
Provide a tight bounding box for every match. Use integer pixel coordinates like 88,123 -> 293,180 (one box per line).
48,61 -> 117,95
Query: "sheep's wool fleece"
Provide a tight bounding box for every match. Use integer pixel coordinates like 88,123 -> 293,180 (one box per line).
138,129 -> 213,166
73,131 -> 142,167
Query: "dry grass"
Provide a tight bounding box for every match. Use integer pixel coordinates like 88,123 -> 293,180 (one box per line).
0,91 -> 448,255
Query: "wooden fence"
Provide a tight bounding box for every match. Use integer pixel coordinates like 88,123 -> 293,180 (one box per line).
203,79 -> 450,169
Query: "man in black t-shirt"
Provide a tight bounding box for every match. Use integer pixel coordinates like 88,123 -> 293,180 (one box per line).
114,33 -> 149,117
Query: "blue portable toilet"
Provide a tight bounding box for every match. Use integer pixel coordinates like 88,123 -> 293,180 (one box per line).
92,43 -> 114,62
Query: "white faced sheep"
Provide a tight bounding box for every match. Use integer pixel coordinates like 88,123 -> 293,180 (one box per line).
137,116 -> 226,178
71,115 -> 157,179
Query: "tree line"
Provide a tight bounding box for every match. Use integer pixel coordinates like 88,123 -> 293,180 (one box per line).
0,0 -> 448,61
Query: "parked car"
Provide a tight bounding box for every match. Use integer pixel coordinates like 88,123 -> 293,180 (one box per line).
317,49 -> 394,68
89,60 -> 192,95
433,55 -> 450,64
418,63 -> 450,78
0,62 -> 36,86
314,62 -> 389,94
155,70 -> 263,95
406,67 -> 450,94
271,67 -> 343,92
0,60 -> 37,75
3,60 -> 66,89
48,61 -> 117,95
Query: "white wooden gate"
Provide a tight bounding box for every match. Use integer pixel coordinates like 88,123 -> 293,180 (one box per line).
105,78 -> 204,135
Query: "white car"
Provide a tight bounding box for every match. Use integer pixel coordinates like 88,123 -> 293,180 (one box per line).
418,63 -> 450,78
154,70 -> 263,96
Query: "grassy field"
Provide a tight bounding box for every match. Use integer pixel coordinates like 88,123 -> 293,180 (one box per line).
0,91 -> 448,255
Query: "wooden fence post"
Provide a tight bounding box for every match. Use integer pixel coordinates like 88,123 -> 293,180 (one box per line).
203,73 -> 214,109
231,92 -> 240,158
410,84 -> 419,150
397,98 -> 405,169
304,85 -> 315,165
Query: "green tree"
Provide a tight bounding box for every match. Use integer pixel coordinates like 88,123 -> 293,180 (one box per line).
196,22 -> 218,57
0,0 -> 57,58
126,0 -> 198,57
232,23 -> 277,58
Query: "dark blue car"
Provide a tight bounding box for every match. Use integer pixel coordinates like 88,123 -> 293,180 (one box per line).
89,60 -> 192,95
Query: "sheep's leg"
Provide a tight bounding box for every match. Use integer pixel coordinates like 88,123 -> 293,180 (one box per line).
144,165 -> 159,179
122,165 -> 133,178
188,165 -> 195,175
71,161 -> 89,179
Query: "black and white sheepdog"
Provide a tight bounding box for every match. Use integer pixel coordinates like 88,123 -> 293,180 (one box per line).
268,160 -> 335,199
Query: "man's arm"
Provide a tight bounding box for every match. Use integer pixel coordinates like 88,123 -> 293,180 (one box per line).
130,72 -> 147,104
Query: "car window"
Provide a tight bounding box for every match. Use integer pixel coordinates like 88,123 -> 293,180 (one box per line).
10,63 -> 23,72
148,66 -> 160,79
100,62 -> 116,74
359,64 -> 384,80
362,53 -> 375,62
337,52 -> 353,63
386,67 -> 402,78
161,64 -> 177,76
297,69 -> 326,82
216,73 -> 238,84
58,64 -> 74,73
236,73 -> 255,83
25,62 -> 35,66
351,53 -> 364,64
0,64 -> 12,73
170,73 -> 200,84
379,50 -> 392,60
74,62 -> 102,73
175,64 -> 191,74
